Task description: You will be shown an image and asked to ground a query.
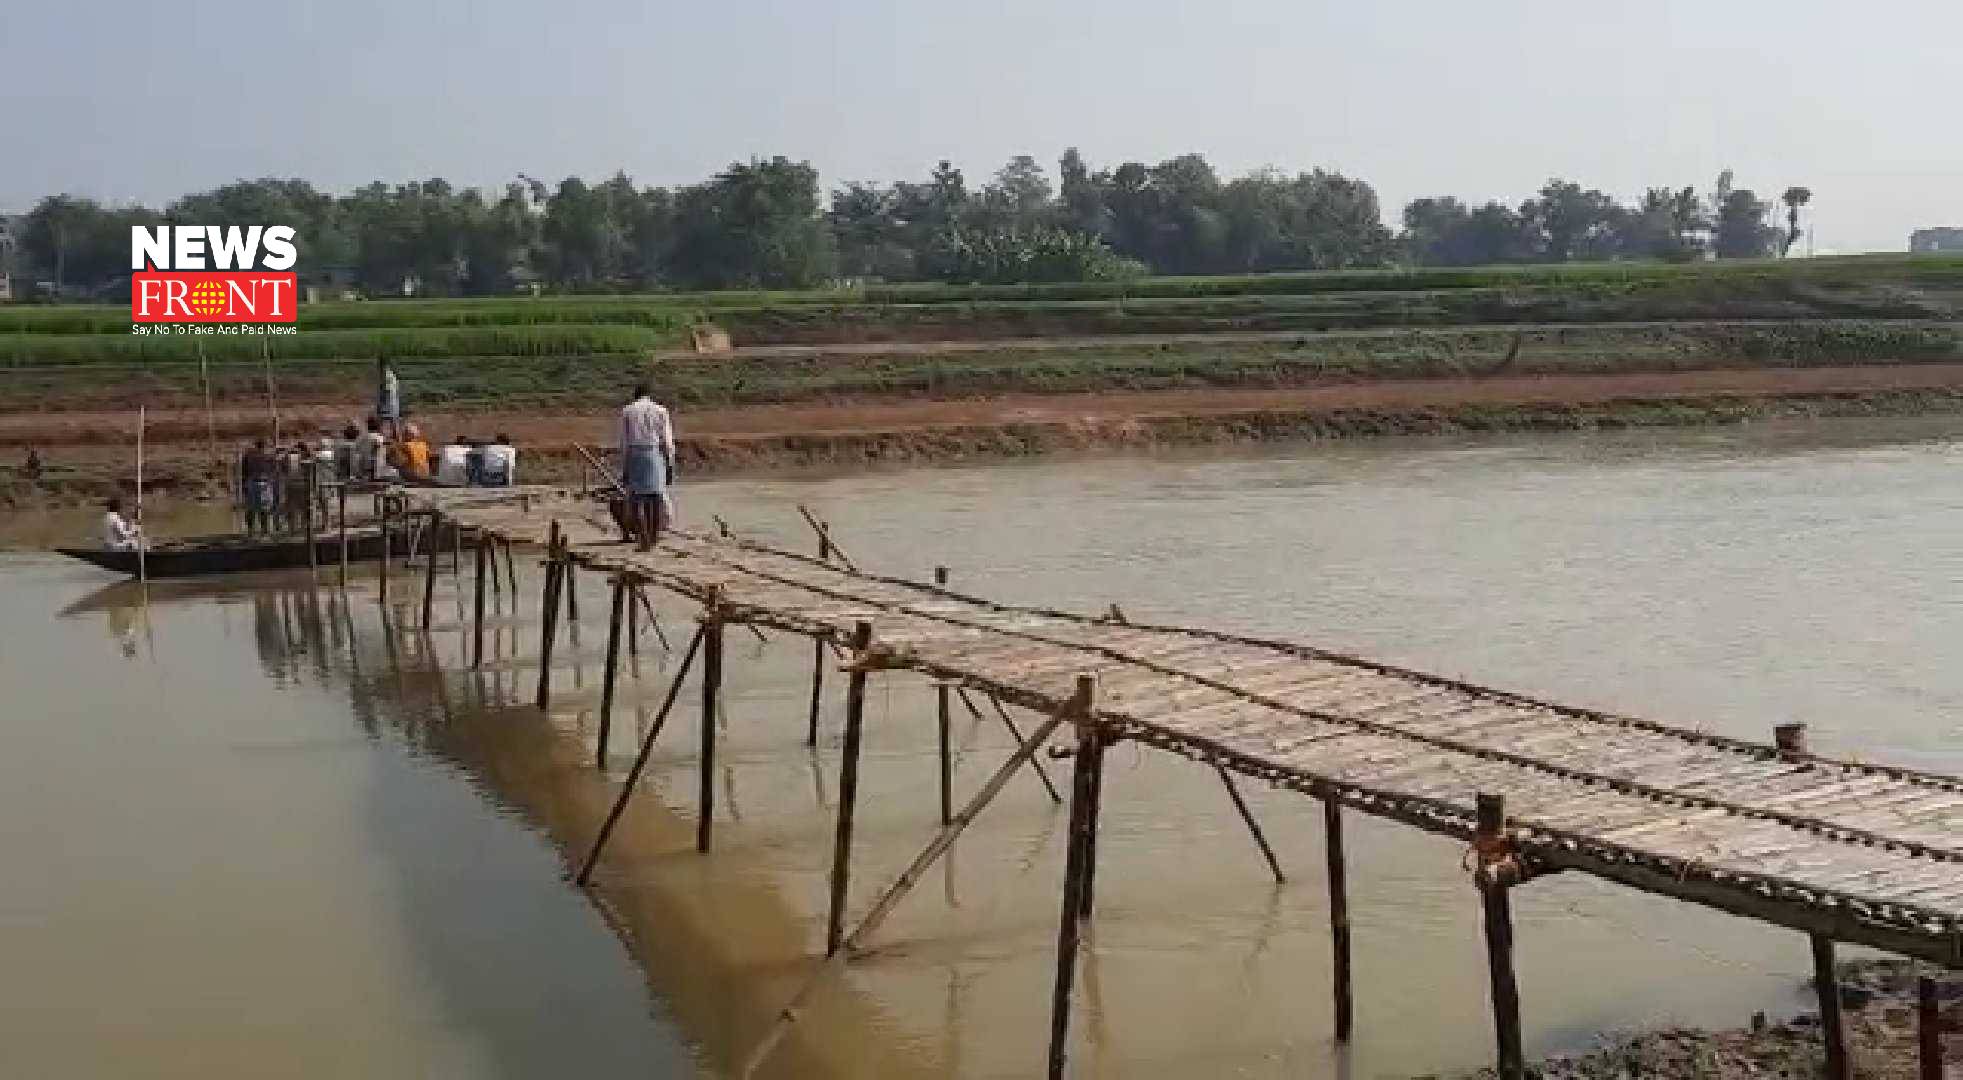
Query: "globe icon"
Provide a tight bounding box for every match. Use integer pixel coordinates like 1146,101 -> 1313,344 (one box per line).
188,281 -> 227,317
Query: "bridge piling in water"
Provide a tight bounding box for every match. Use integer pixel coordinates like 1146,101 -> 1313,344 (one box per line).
404,487 -> 1963,1080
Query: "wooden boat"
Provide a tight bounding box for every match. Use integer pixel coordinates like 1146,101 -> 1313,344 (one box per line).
57,529 -> 391,578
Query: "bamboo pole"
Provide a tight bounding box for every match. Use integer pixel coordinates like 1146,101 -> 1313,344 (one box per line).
197,342 -> 217,466
563,554 -> 578,622
1812,934 -> 1850,1080
1325,798 -> 1353,1043
797,504 -> 858,571
451,520 -> 462,577
263,336 -> 280,447
134,405 -> 147,586
626,578 -> 640,661
935,566 -> 952,826
1077,726 -> 1108,920
501,537 -> 517,593
304,461 -> 317,575
378,496 -> 391,602
597,576 -> 627,770
1920,975 -> 1941,1080
805,530 -> 832,746
421,513 -> 439,627
575,625 -> 706,885
1217,766 -> 1285,883
337,482 -> 349,586
957,688 -> 1063,803
1475,792 -> 1524,1080
634,584 -> 669,651
471,532 -> 488,668
826,621 -> 876,954
1047,674 -> 1102,1080
739,707 -> 1073,1080
697,589 -> 726,854
535,525 -> 564,710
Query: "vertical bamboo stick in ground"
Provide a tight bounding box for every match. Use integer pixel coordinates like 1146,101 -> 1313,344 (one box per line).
596,577 -> 627,770
934,565 -> 952,825
1325,797 -> 1353,1042
1047,674 -> 1101,1080
697,592 -> 727,854
1476,792 -> 1524,1080
826,621 -> 875,953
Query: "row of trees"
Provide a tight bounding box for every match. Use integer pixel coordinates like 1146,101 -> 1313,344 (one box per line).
9,154 -> 1811,297
1402,173 -> 1813,266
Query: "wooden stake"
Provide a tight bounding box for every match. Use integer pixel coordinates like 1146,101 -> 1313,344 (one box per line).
697,592 -> 726,854
957,688 -> 1063,803
1076,721 -> 1108,920
304,461 -> 317,574
421,513 -> 439,627
1475,792 -> 1524,1080
135,405 -> 147,586
1812,934 -> 1850,1080
740,703 -> 1074,1080
501,537 -> 517,592
378,496 -> 391,602
827,621 -> 875,954
1217,766 -> 1285,883
471,532 -> 488,668
597,577 -> 626,770
563,554 -> 579,623
1048,674 -> 1101,1080
935,566 -> 952,826
337,482 -> 349,586
805,531 -> 832,746
1325,798 -> 1353,1042
535,526 -> 564,710
1920,975 -> 1941,1080
575,625 -> 706,885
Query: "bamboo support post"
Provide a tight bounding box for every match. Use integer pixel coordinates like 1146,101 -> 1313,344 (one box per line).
563,555 -> 579,622
626,580 -> 640,660
337,483 -> 349,586
575,625 -> 706,885
1325,797 -> 1353,1043
740,697 -> 1076,1080
957,688 -> 1063,803
1920,975 -> 1941,1080
535,524 -> 564,710
634,584 -> 669,651
697,590 -> 726,854
304,464 -> 318,574
1776,722 -> 1810,759
1047,674 -> 1102,1080
421,513 -> 439,627
797,504 -> 858,571
378,496 -> 391,602
1217,766 -> 1285,884
1475,792 -> 1524,1080
501,537 -> 517,592
826,621 -> 876,954
805,531 -> 833,746
471,531 -> 488,668
935,566 -> 952,826
451,522 -> 462,577
597,576 -> 627,770
1812,934 -> 1850,1080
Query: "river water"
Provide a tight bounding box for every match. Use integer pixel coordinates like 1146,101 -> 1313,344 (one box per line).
4,415 -> 1961,1078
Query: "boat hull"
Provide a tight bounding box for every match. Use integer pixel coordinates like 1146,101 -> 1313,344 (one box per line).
57,531 -> 394,578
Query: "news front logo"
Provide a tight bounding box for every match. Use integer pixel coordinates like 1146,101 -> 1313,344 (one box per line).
130,225 -> 298,325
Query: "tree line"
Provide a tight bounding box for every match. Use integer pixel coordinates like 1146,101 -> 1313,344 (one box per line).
7,152 -> 1813,298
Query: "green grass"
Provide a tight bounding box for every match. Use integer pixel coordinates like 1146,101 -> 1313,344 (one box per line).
0,324 -> 678,366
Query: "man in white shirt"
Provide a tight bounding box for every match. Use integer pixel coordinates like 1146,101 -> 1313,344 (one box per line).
618,384 -> 675,551
102,497 -> 142,551
435,435 -> 473,487
480,434 -> 517,486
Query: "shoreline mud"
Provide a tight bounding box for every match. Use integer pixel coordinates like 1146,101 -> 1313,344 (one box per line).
8,365 -> 1963,508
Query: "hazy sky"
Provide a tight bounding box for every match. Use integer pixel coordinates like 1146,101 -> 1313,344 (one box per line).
8,0 -> 1959,252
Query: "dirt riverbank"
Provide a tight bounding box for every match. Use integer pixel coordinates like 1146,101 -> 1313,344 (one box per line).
7,364 -> 1963,507
1447,959 -> 1958,1080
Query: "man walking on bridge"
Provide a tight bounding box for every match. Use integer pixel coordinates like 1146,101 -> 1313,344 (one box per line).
618,383 -> 675,551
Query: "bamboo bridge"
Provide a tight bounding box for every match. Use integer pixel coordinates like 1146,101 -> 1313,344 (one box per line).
389,485 -> 1960,1080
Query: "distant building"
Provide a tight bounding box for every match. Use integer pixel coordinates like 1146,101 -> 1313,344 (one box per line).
1910,227 -> 1963,253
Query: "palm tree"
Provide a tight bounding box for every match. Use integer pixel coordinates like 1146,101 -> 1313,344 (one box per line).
1780,187 -> 1813,257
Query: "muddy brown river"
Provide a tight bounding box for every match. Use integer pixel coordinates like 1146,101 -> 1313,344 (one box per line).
5,416 -> 1962,1078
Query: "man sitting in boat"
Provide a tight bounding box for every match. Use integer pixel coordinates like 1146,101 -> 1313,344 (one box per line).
102,498 -> 142,551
